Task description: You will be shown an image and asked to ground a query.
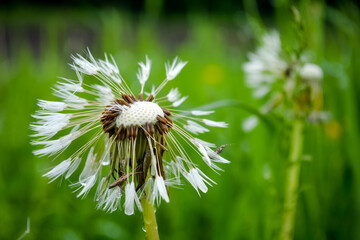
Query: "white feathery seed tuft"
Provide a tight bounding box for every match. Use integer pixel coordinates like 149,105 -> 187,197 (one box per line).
202,119 -> 228,128
31,113 -> 71,139
79,147 -> 99,185
165,57 -> 187,80
75,175 -> 97,198
191,110 -> 215,116
137,55 -> 151,85
124,182 -> 142,215
183,168 -> 214,195
32,125 -> 81,156
167,88 -> 181,102
93,84 -> 115,104
191,138 -> 216,148
184,120 -> 210,135
65,157 -> 81,179
37,100 -> 67,112
300,63 -> 323,82
242,115 -> 259,133
151,176 -> 170,204
172,96 -> 188,107
98,187 -> 122,213
43,159 -> 72,183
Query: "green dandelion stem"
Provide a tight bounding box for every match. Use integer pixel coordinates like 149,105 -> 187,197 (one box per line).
141,196 -> 160,240
280,119 -> 304,240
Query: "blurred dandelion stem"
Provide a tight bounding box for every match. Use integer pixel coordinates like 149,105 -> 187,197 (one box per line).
281,119 -> 304,240
141,196 -> 160,240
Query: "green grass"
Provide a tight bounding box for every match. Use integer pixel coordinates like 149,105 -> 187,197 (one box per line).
0,3 -> 359,239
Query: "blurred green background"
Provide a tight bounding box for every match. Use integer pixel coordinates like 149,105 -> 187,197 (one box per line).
1,0 -> 360,239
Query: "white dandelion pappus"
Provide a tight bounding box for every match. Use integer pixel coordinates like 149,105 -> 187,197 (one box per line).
191,110 -> 215,116
165,57 -> 187,81
37,100 -> 67,112
31,51 -> 228,215
137,55 -> 151,94
300,63 -> 323,82
243,31 -> 288,99
42,158 -> 71,183
242,115 -> 259,133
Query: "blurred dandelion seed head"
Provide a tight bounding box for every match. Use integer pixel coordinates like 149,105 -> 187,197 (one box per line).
31,50 -> 229,215
243,31 -> 324,121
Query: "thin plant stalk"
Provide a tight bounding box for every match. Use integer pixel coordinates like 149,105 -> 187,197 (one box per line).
280,118 -> 304,240
141,196 -> 160,240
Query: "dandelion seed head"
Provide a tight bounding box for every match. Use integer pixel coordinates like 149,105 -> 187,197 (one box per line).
31,51 -> 228,215
243,31 -> 324,117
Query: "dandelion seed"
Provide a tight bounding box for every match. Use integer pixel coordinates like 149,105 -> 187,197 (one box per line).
31,52 -> 228,214
300,63 -> 323,82
42,159 -> 71,183
183,168 -> 214,195
242,115 -> 259,132
138,55 -> 152,94
191,110 -> 215,116
202,119 -> 228,128
184,120 -> 210,134
167,88 -> 181,102
37,100 -> 67,112
165,57 -> 187,81
172,96 -> 188,107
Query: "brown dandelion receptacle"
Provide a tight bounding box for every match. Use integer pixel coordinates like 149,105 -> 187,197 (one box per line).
100,93 -> 173,194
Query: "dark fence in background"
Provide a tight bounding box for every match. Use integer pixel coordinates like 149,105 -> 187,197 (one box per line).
1,0 -> 357,15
